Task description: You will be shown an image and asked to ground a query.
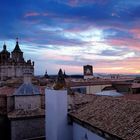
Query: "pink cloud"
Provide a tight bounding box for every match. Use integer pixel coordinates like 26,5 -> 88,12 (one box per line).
56,56 -> 140,74
24,11 -> 58,19
23,11 -> 59,26
42,12 -> 56,17
24,12 -> 40,18
41,53 -> 74,61
54,57 -> 140,74
130,28 -> 140,39
94,57 -> 140,74
68,0 -> 109,7
107,38 -> 140,51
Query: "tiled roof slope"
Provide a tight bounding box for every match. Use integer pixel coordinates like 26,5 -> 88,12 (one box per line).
67,81 -> 111,87
69,95 -> 140,140
0,86 -> 16,95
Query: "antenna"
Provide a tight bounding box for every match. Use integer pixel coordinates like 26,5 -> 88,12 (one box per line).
16,37 -> 19,43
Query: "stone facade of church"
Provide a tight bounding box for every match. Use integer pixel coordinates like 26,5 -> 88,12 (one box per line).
0,40 -> 34,80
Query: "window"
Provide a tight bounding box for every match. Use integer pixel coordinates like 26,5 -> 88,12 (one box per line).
82,133 -> 88,140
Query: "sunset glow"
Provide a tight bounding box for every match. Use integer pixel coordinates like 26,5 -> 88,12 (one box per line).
0,0 -> 140,75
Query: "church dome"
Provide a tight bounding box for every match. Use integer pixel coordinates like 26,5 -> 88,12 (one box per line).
0,44 -> 10,54
14,69 -> 40,96
14,83 -> 40,96
0,43 -> 10,62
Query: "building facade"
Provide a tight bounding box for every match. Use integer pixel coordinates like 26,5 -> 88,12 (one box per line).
8,68 -> 45,140
0,39 -> 34,80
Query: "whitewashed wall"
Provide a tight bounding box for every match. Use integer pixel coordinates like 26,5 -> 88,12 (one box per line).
73,123 -> 105,140
45,89 -> 72,140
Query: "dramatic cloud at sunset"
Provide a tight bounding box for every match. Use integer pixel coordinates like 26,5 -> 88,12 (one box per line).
0,0 -> 140,75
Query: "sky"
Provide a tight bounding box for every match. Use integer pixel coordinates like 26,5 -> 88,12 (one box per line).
0,0 -> 140,75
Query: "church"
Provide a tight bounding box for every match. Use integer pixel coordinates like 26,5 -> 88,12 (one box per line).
0,39 -> 34,80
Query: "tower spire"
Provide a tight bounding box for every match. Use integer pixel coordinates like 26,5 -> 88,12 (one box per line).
16,37 -> 19,45
3,42 -> 6,50
12,37 -> 22,53
16,37 -> 18,42
53,69 -> 66,90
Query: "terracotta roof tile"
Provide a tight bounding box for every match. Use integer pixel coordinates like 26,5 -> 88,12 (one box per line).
69,95 -> 140,140
0,86 -> 16,96
67,81 -> 111,87
122,94 -> 140,101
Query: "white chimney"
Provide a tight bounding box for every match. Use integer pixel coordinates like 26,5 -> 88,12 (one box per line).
45,89 -> 72,140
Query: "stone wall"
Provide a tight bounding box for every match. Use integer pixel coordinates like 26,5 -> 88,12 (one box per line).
7,96 -> 14,113
0,95 -> 7,115
0,65 -> 34,80
15,95 -> 41,110
11,117 -> 45,140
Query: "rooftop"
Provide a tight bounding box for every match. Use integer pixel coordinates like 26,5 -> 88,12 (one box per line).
0,85 -> 45,96
69,94 -> 140,140
67,81 -> 111,87
0,86 -> 16,96
14,83 -> 40,96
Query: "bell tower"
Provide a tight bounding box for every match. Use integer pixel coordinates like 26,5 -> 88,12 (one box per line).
0,43 -> 10,63
11,38 -> 24,62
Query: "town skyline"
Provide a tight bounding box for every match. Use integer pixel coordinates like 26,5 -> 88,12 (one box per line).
0,0 -> 140,75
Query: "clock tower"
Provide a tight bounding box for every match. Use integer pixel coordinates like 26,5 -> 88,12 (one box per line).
83,65 -> 93,79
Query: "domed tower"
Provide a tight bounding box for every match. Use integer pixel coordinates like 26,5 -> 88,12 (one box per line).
11,38 -> 24,62
0,43 -> 10,63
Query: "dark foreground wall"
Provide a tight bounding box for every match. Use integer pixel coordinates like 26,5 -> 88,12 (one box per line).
11,117 -> 45,140
0,115 -> 10,140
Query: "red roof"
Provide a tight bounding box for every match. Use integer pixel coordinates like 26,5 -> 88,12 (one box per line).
0,86 -> 16,96
122,94 -> 140,101
69,94 -> 140,140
